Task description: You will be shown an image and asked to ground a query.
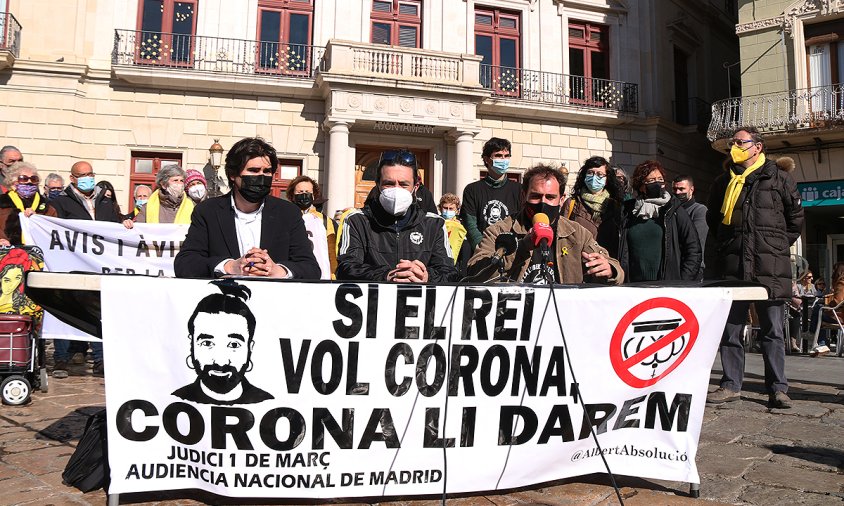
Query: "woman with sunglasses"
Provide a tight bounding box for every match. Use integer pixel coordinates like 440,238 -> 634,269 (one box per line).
617,159 -> 701,282
0,161 -> 57,246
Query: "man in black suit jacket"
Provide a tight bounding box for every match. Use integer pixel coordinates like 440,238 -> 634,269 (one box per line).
175,138 -> 319,279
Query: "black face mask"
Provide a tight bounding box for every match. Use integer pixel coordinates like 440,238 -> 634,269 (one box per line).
237,175 -> 273,203
524,201 -> 560,224
293,192 -> 314,210
675,192 -> 689,203
644,182 -> 664,199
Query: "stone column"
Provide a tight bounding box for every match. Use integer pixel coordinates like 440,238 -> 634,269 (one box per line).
453,129 -> 476,197
324,120 -> 352,218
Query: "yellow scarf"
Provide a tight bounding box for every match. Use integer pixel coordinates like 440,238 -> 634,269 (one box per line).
444,219 -> 467,265
720,153 -> 766,225
8,190 -> 40,213
146,189 -> 194,224
8,191 -> 41,244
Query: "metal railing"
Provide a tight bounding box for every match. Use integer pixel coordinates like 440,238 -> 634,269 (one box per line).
0,12 -> 21,57
480,64 -> 639,113
708,83 -> 844,140
112,29 -> 326,78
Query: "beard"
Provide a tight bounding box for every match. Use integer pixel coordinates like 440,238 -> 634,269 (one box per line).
192,358 -> 248,394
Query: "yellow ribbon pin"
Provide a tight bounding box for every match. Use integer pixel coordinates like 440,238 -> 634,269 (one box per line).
561,247 -> 568,256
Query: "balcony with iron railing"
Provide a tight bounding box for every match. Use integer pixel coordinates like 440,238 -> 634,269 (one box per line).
479,65 -> 639,114
111,29 -> 326,94
708,84 -> 844,141
0,11 -> 22,70
111,30 -> 640,118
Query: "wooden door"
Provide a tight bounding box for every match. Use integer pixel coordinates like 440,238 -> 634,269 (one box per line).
354,146 -> 429,209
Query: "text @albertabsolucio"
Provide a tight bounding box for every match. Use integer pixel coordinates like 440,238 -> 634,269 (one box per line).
570,444 -> 688,463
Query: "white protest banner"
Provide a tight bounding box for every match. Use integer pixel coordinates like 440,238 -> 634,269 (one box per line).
102,277 -> 731,498
21,215 -> 187,340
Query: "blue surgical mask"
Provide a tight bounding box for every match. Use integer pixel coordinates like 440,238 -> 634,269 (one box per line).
491,159 -> 510,174
584,174 -> 607,193
135,198 -> 148,208
76,176 -> 96,192
441,210 -> 456,220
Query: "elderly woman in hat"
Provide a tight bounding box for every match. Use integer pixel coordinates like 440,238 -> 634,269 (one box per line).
184,169 -> 208,204
124,164 -> 193,227
0,161 -> 58,246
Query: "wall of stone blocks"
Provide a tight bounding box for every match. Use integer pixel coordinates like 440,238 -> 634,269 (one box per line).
0,71 -> 325,207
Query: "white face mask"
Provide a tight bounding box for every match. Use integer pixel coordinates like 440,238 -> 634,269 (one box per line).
379,187 -> 414,216
188,184 -> 207,201
166,183 -> 184,199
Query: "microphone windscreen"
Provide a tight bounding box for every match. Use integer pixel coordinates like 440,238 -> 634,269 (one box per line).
533,212 -> 550,225
494,233 -> 517,255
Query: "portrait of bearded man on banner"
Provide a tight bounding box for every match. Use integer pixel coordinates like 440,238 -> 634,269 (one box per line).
172,280 -> 274,405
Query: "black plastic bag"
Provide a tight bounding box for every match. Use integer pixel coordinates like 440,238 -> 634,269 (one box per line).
62,408 -> 110,492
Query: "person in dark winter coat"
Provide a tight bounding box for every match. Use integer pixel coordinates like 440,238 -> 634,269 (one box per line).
705,127 -> 803,410
617,160 -> 701,282
337,151 -> 457,283
672,175 -> 708,280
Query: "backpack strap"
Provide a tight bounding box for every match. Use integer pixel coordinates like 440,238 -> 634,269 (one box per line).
565,199 -> 575,220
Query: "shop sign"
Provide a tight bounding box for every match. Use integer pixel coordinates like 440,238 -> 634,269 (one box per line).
798,180 -> 844,207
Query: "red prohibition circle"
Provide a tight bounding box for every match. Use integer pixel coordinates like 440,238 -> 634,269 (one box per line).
609,297 -> 700,388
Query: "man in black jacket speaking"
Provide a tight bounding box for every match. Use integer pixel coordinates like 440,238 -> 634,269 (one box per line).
336,150 -> 457,283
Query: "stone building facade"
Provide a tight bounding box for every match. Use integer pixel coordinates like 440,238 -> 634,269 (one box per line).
709,0 -> 844,280
1,0 -> 736,217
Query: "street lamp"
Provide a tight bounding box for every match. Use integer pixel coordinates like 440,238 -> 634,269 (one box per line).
207,139 -> 225,196
209,139 -> 224,169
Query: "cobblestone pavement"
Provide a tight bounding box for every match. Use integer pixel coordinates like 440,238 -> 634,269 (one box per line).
0,352 -> 842,505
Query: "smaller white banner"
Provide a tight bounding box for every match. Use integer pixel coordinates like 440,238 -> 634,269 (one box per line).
21,215 -> 187,340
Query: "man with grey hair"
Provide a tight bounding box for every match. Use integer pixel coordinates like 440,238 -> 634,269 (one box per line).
0,146 -> 23,191
43,173 -> 65,201
124,164 -> 193,226
50,160 -> 120,379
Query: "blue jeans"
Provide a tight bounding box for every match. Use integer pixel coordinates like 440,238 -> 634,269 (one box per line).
54,339 -> 103,362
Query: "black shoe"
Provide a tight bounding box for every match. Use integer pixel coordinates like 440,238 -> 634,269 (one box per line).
92,361 -> 104,377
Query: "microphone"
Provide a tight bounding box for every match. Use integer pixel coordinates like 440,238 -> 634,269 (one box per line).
491,233 -> 517,266
532,212 -> 553,263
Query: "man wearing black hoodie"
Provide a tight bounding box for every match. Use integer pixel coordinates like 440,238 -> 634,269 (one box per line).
336,150 -> 457,283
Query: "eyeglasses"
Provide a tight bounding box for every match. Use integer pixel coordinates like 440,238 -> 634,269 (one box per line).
586,170 -> 607,177
71,172 -> 95,178
728,138 -> 755,147
379,150 -> 417,170
17,175 -> 39,184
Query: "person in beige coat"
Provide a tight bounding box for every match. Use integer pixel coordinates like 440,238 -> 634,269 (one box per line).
467,164 -> 623,285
